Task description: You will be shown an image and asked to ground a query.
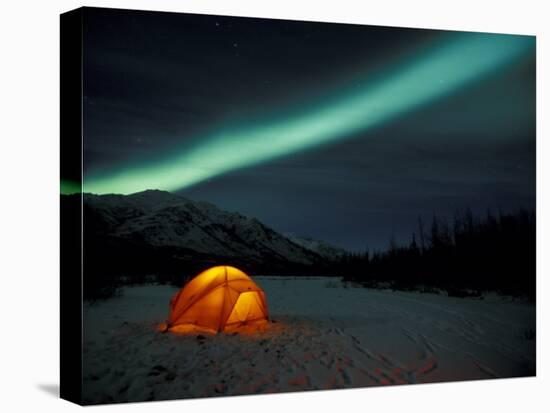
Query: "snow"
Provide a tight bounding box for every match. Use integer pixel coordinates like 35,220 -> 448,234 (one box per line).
82,277 -> 535,404
83,190 -> 320,264
286,235 -> 346,260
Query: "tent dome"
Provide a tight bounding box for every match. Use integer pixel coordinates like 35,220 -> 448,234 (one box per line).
166,266 -> 269,333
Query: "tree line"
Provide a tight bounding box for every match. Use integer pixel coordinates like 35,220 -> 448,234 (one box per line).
338,208 -> 535,300
78,193 -> 535,301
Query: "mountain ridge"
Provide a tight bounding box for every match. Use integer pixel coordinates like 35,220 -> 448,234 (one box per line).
70,190 -> 345,270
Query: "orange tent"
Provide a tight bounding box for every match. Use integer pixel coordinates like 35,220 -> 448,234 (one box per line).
164,266 -> 269,333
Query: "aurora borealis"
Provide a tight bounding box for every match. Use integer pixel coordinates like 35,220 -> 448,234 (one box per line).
82,9 -> 535,249
84,33 -> 533,195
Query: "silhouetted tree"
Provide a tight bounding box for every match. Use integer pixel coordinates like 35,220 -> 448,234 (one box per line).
341,208 -> 535,301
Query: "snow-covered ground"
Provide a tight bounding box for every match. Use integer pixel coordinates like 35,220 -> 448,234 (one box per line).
82,277 -> 535,404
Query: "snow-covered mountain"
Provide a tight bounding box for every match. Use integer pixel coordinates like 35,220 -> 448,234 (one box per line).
81,189 -> 335,266
286,235 -> 346,261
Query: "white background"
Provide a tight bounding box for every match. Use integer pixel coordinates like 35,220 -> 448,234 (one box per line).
0,0 -> 547,411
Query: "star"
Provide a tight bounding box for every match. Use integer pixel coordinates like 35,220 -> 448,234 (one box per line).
84,34 -> 534,195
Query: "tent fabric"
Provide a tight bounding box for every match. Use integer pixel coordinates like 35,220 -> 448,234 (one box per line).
167,266 -> 269,333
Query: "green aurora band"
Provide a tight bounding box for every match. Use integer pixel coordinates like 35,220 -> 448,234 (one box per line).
61,179 -> 81,195
84,32 -> 534,195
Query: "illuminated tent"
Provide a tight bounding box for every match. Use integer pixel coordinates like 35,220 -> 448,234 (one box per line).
164,265 -> 269,333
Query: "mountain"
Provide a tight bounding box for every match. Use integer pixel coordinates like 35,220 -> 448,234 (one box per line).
285,235 -> 346,261
74,190 -> 340,277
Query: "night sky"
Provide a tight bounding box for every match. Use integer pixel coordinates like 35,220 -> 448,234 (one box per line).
82,7 -> 536,251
